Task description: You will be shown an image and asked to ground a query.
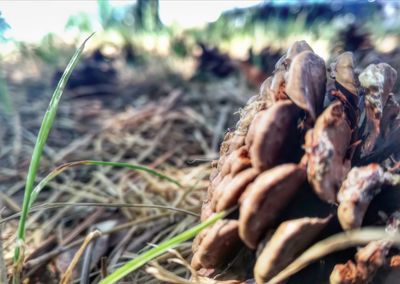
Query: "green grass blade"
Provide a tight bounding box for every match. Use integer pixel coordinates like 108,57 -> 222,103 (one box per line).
85,160 -> 181,187
100,211 -> 226,284
14,34 -> 93,264
28,160 -> 181,208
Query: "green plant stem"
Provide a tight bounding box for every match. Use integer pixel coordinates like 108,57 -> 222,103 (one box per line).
13,34 -> 93,267
100,210 -> 226,284
28,160 -> 181,209
85,160 -> 181,187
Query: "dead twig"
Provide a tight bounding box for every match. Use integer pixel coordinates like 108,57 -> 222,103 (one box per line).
60,230 -> 102,284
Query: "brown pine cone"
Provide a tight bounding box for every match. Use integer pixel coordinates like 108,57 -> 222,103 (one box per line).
192,40 -> 400,284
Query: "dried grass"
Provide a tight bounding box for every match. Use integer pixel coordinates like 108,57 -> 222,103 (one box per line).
0,52 -> 255,282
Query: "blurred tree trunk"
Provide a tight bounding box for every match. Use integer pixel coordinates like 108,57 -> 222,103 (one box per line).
135,0 -> 162,31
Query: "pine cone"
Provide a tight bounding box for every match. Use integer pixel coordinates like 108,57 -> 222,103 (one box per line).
191,40 -> 400,284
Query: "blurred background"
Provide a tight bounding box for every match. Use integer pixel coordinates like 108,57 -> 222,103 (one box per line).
0,0 -> 400,283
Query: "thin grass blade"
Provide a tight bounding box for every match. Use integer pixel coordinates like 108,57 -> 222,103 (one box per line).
85,160 -> 181,187
14,34 -> 93,264
28,160 -> 181,208
99,211 -> 227,284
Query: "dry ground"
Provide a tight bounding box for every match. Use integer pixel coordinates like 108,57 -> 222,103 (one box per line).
0,51 -> 256,283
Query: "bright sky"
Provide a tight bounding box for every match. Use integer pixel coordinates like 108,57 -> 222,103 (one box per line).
160,0 -> 262,26
0,0 -> 262,42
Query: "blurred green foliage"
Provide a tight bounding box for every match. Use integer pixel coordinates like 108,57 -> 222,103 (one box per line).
170,36 -> 189,58
66,12 -> 94,33
0,73 -> 12,115
33,34 -> 59,64
134,0 -> 161,32
3,1 -> 400,71
97,0 -> 113,29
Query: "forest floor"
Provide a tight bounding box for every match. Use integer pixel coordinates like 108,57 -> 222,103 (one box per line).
1,18 -> 400,282
0,46 -> 257,283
